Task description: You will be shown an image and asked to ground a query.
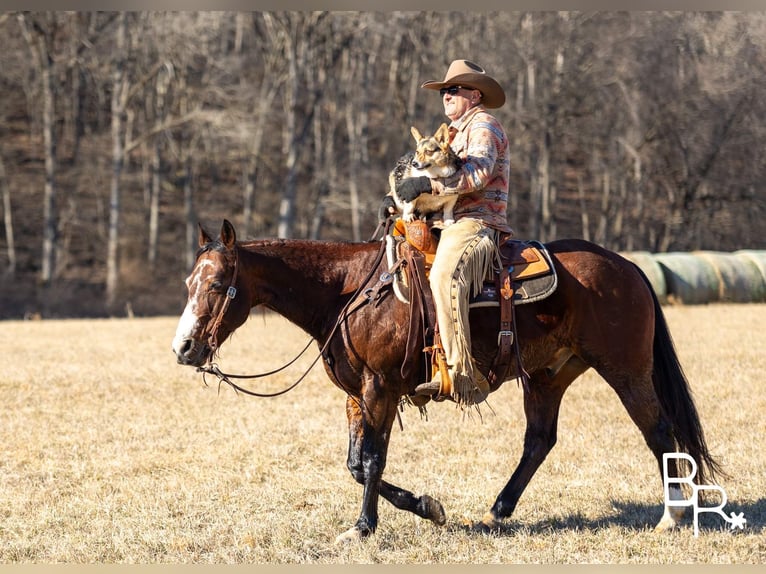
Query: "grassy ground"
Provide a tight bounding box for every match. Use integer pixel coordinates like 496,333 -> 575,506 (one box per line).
1,305 -> 764,563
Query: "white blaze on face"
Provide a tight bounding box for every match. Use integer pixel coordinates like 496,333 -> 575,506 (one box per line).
172,259 -> 214,356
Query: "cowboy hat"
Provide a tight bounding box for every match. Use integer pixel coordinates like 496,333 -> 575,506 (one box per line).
421,59 -> 506,109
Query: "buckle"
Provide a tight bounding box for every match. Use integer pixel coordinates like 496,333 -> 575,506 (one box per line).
226,286 -> 237,299
497,330 -> 513,345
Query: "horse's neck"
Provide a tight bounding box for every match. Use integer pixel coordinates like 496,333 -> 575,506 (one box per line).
240,239 -> 378,339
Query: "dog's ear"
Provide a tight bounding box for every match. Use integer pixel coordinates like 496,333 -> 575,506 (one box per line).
410,126 -> 424,143
435,123 -> 451,147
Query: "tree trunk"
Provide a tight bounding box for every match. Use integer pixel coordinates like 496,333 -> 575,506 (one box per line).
148,67 -> 169,268
343,48 -> 366,242
577,175 -> 590,242
277,24 -> 300,239
596,171 -> 611,246
0,155 -> 16,276
183,157 -> 196,269
41,31 -> 57,287
538,131 -> 552,242
242,80 -> 277,238
18,14 -> 59,286
309,59 -> 328,241
106,13 -> 128,309
147,136 -> 161,267
345,101 -> 361,242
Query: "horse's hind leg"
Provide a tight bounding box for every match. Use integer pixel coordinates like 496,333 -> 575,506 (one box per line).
597,368 -> 684,531
338,394 -> 446,543
476,355 -> 588,530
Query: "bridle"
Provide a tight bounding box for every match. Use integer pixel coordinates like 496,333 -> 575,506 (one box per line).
206,244 -> 239,354
196,219 -> 394,399
196,241 -> 319,398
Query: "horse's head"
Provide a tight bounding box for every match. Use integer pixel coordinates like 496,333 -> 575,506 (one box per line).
172,219 -> 250,367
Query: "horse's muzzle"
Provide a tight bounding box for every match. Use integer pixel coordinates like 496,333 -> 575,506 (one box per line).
173,338 -> 210,367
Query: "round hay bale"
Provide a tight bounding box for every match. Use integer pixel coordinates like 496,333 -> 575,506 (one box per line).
733,250 -> 766,302
619,251 -> 667,304
654,252 -> 720,304
693,251 -> 762,303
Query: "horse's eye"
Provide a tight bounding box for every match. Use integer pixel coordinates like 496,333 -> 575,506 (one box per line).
210,280 -> 223,291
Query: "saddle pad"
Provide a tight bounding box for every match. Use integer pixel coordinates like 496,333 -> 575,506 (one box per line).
470,240 -> 558,307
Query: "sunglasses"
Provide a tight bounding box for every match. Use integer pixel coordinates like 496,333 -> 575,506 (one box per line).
439,85 -> 469,97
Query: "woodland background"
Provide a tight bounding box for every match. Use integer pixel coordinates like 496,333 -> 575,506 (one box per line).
1,11 -> 765,318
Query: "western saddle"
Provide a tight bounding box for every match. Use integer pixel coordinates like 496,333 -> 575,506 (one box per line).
383,219 -> 557,402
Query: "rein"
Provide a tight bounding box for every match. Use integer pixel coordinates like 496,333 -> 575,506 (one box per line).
197,220 -> 393,398
199,337 -> 320,398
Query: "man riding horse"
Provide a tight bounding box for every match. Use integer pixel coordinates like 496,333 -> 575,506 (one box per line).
381,59 -> 512,407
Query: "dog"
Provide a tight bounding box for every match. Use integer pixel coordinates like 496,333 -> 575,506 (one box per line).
388,123 -> 463,225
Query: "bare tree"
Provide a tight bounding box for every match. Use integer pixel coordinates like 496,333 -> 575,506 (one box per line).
105,12 -> 129,309
271,12 -> 351,239
241,13 -> 282,238
17,12 -> 58,286
0,154 -> 15,276
146,62 -> 172,268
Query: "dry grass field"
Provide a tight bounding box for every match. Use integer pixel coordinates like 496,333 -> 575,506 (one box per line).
1,304 -> 764,563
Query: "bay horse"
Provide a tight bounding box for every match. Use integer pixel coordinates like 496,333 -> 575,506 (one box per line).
171,219 -> 722,543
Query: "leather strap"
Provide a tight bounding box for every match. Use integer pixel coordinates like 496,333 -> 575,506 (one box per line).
488,266 -> 514,390
208,247 -> 239,352
401,245 -> 436,381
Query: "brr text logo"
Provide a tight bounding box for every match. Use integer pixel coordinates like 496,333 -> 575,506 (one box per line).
663,452 -> 746,536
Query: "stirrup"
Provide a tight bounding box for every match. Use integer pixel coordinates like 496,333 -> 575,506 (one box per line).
413,350 -> 453,399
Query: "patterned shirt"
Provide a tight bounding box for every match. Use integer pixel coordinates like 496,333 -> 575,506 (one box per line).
436,105 -> 512,234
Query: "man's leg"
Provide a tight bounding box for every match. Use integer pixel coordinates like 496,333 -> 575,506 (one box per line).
429,218 -> 498,406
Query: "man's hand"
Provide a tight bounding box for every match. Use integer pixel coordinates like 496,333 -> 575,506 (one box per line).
395,176 -> 432,202
378,195 -> 397,222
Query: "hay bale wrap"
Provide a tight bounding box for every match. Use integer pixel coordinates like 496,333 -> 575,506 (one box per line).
692,251 -> 765,303
619,251 -> 667,303
733,250 -> 766,302
654,252 -> 720,304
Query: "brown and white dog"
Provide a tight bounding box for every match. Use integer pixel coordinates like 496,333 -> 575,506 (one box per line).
388,123 -> 462,225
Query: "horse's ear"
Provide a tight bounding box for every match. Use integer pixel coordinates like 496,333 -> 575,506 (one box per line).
198,223 -> 213,247
220,219 -> 237,249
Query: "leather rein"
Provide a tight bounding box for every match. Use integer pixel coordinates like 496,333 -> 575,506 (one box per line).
196,221 -> 392,398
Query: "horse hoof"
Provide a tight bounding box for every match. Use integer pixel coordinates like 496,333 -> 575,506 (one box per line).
334,526 -> 368,545
421,494 -> 447,526
654,517 -> 680,533
654,505 -> 684,532
464,512 -> 500,533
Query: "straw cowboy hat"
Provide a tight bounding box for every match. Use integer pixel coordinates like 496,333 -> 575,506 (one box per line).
421,59 -> 506,109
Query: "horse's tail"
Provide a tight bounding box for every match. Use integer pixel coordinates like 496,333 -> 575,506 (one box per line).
635,264 -> 725,484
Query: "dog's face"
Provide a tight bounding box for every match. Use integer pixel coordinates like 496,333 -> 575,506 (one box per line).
409,123 -> 458,178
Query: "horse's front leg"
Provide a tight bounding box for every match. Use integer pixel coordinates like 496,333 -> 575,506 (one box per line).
336,385 -> 446,543
335,382 -> 395,543
475,357 -> 585,531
